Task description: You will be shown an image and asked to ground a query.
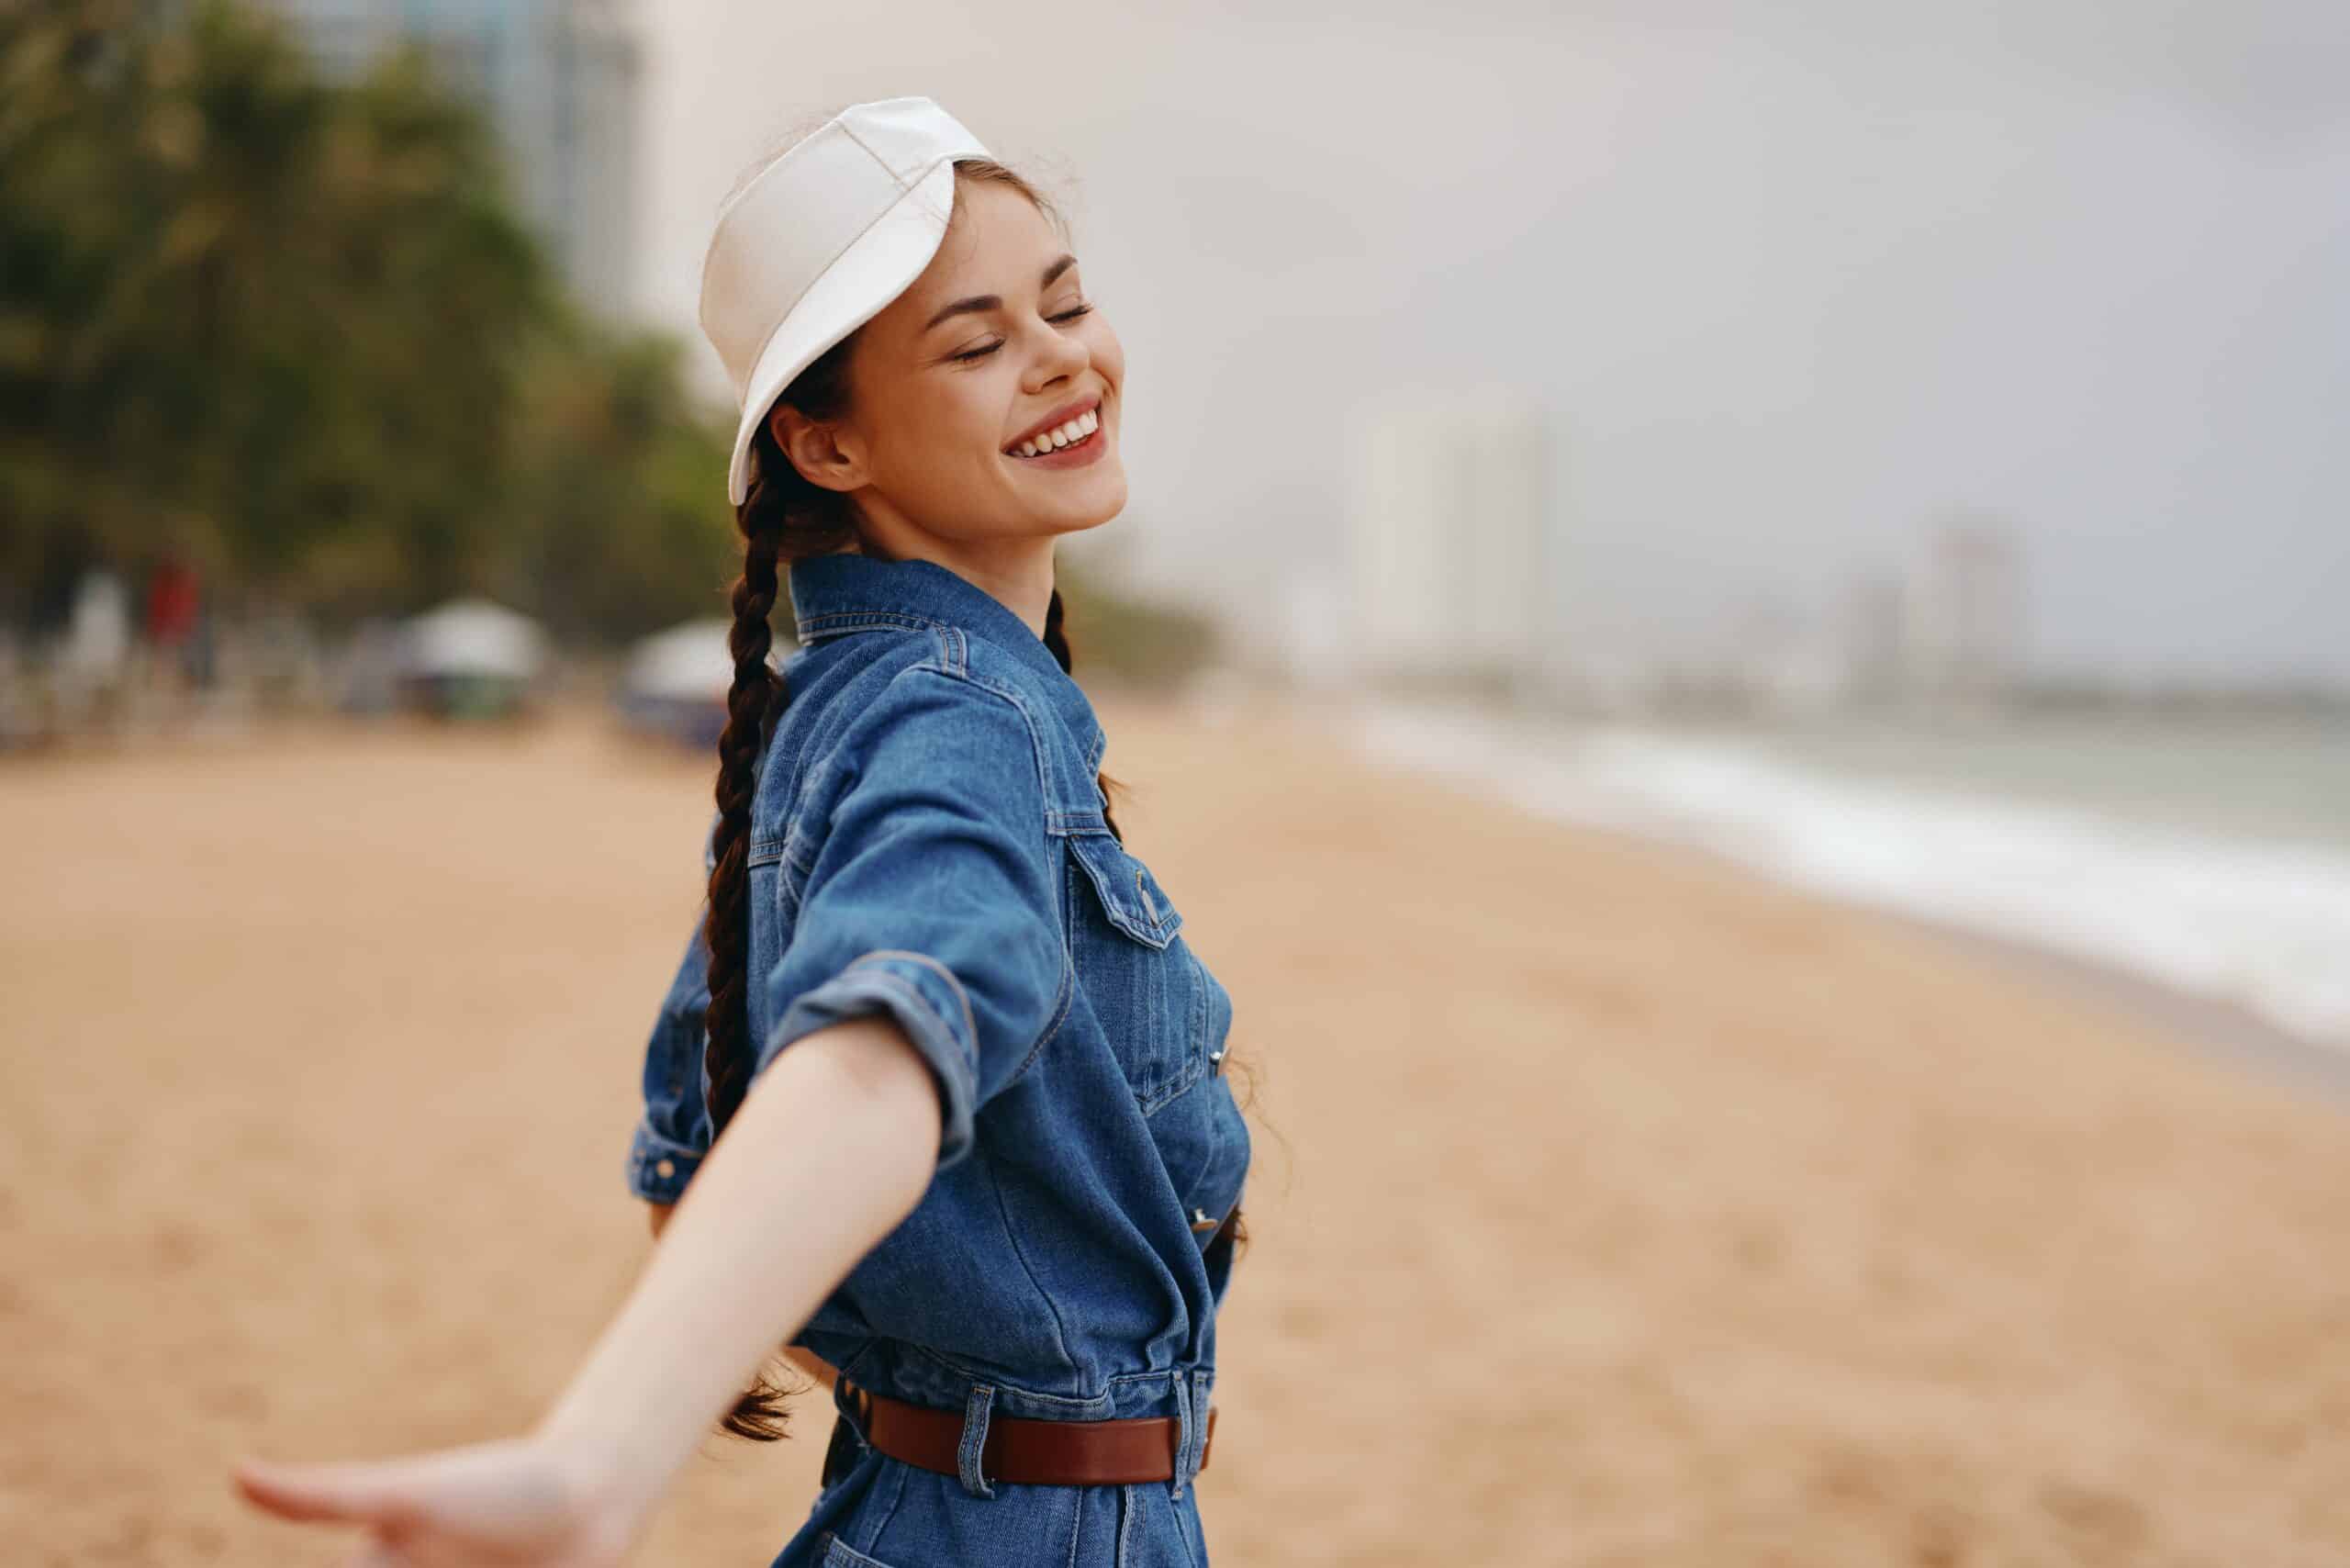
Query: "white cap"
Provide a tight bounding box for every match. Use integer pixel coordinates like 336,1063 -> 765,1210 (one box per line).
699,96 -> 990,507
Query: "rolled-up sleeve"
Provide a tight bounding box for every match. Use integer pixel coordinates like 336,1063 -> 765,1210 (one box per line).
624,912 -> 716,1204
758,667 -> 1068,1170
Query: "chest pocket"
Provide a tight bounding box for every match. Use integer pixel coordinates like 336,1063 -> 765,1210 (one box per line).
1063,829 -> 1208,1116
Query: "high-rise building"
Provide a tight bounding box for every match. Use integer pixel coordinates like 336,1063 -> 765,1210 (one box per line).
1342,387 -> 1560,700
253,0 -> 644,322
1904,516 -> 2027,707
1841,567 -> 1908,708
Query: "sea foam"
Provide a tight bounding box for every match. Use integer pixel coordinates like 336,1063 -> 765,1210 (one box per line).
1351,699 -> 2350,1050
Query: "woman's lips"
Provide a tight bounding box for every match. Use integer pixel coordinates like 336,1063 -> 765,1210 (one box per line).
1003,394 -> 1103,453
1006,415 -> 1108,471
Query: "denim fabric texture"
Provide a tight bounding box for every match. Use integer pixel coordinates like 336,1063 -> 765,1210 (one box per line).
623,553 -> 1249,1567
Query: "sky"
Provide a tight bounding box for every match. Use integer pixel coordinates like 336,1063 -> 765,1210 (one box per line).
628,0 -> 2350,685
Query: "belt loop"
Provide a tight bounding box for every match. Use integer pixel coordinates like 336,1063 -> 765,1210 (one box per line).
833,1373 -> 871,1444
957,1383 -> 998,1500
1166,1373 -> 1193,1502
1185,1367 -> 1213,1485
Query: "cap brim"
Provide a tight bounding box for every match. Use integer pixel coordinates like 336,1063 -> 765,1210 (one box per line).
725,158 -> 961,509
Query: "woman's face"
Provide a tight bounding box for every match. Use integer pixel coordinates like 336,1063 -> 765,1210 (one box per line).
773,177 -> 1127,553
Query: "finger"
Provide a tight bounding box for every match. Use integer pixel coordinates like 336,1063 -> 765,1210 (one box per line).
232,1456 -> 422,1529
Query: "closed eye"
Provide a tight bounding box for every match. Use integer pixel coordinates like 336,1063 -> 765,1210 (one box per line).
949,304 -> 1095,363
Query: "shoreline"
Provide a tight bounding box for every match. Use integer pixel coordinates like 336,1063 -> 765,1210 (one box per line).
1876,906 -> 2350,1108
1254,683 -> 2350,1115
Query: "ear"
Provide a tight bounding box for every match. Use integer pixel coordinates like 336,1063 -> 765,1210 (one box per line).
768,403 -> 867,495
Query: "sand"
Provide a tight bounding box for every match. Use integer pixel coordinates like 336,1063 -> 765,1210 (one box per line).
3,688 -> 2346,1566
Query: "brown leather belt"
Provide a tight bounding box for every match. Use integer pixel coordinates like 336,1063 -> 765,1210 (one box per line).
840,1377 -> 1216,1487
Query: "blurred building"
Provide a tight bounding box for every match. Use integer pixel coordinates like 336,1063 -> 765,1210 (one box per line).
1341,387 -> 1563,702
1903,516 -> 2028,709
1841,568 -> 1908,709
253,0 -> 644,321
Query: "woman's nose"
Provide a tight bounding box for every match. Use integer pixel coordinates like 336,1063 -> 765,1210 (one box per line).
1027,320 -> 1090,384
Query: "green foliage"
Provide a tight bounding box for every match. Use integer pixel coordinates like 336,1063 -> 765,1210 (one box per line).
493,324 -> 742,644
0,0 -> 737,642
0,1 -> 1215,667
1055,555 -> 1222,689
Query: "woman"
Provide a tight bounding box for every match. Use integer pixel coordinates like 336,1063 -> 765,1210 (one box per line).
230,96 -> 1251,1567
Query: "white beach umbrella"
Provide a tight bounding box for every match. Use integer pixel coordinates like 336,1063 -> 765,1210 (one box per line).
397,599 -> 547,681
621,618 -> 742,704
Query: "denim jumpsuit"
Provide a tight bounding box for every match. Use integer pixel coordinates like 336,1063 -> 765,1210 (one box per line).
624,554 -> 1250,1568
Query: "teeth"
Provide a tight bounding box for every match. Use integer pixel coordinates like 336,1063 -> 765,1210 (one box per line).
1012,406 -> 1102,458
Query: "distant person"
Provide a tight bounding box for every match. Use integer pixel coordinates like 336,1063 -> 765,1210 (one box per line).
232,96 -> 1252,1567
59,569 -> 130,724
141,554 -> 201,691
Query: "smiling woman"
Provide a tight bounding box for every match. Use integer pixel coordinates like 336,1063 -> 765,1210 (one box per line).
762,173 -> 1132,560
229,95 -> 1252,1568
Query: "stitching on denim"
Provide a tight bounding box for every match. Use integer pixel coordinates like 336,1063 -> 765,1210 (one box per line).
629,1122 -> 704,1160
836,1335 -> 884,1390
788,599 -> 1104,775
1116,1484 -> 1136,1568
825,1532 -> 894,1568
845,950 -> 979,1062
1067,834 -> 1177,948
1105,1363 -> 1215,1387
1188,1368 -> 1212,1487
899,1341 -> 1114,1414
855,1455 -> 910,1561
1009,950 -> 1076,1086
796,610 -> 942,638
1061,846 -> 1205,1119
872,1350 -> 1211,1422
1166,1376 -> 1192,1502
1137,1058 -> 1211,1120
1171,1469 -> 1203,1568
892,666 -> 1071,1100
957,1383 -> 997,1498
1067,1483 -> 1085,1568
985,1150 -> 1077,1372
1184,944 -> 1209,1103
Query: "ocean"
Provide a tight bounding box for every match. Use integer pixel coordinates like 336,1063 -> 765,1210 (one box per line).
1348,699 -> 2350,1052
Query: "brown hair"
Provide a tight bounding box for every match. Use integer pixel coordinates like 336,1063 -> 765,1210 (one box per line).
698,149 -> 1258,1444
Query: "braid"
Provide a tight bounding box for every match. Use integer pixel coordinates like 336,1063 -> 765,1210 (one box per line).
694,458 -> 799,1442
703,479 -> 785,1144
1045,587 -> 1125,844
695,329 -> 861,1444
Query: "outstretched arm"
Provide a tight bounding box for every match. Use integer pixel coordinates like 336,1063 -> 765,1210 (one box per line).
644,1203 -> 838,1389
232,1014 -> 936,1565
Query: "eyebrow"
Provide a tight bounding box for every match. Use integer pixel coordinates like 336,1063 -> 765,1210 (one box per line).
922,253 -> 1080,332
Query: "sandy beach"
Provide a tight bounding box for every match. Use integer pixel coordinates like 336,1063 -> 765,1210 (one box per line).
5,689 -> 2346,1566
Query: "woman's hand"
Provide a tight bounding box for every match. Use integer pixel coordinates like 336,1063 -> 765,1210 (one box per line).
230,1435 -> 632,1567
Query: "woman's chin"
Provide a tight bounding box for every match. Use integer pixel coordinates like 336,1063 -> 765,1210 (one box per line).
1024,464 -> 1127,530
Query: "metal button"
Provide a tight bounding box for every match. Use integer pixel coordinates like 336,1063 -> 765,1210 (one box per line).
1189,1207 -> 1217,1234
655,1159 -> 676,1180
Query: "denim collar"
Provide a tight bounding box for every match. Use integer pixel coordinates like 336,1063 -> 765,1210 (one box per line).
787,553 -> 1106,772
